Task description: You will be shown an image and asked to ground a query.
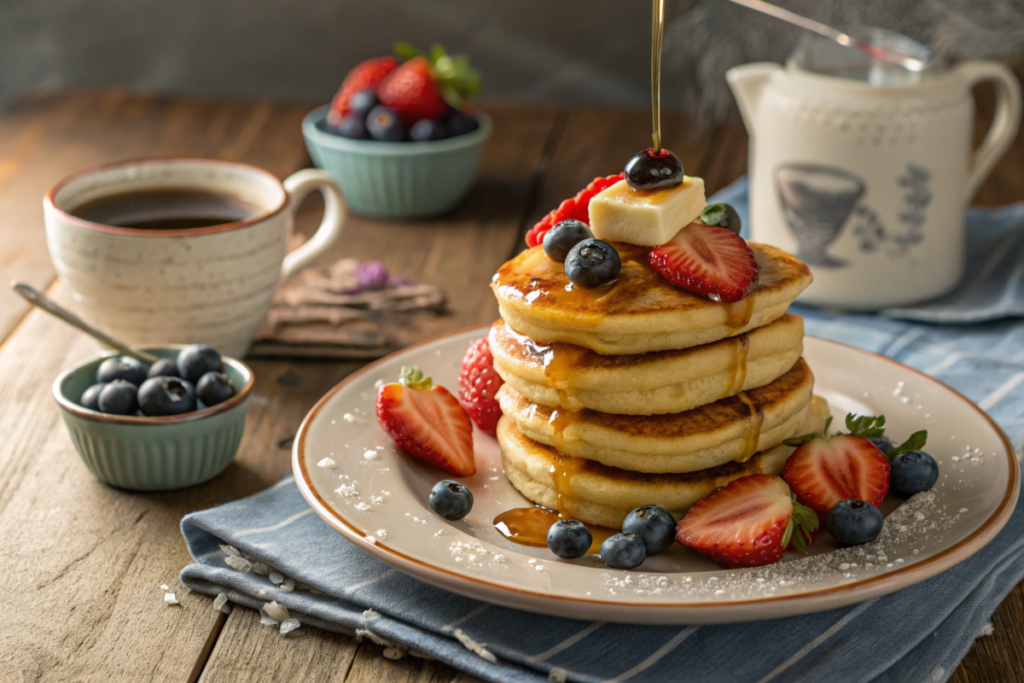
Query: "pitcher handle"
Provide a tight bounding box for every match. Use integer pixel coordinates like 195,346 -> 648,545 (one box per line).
280,169 -> 347,280
958,61 -> 1022,202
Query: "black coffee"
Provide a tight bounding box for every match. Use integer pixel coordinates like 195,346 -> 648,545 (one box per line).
70,189 -> 263,230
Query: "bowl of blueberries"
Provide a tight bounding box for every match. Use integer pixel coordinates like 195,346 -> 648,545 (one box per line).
302,44 -> 490,219
53,343 -> 253,492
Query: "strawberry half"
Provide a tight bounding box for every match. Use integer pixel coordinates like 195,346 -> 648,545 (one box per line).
783,434 -> 891,519
327,56 -> 397,127
525,173 -> 625,248
676,474 -> 818,569
648,223 -> 760,303
458,337 -> 504,436
376,366 -> 475,477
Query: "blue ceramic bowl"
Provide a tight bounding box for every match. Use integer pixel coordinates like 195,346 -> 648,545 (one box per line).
53,347 -> 254,491
302,104 -> 491,219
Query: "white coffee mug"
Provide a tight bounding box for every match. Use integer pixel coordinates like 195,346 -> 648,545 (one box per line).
728,58 -> 1022,310
44,157 -> 345,357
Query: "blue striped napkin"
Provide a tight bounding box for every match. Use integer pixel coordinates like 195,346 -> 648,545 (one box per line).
181,178 -> 1024,682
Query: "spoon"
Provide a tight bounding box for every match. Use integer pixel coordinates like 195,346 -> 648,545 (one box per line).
726,0 -> 934,72
11,282 -> 160,364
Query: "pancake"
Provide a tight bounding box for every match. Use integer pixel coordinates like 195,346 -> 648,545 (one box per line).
497,358 -> 814,473
498,395 -> 831,529
489,314 -> 804,415
492,241 -> 811,355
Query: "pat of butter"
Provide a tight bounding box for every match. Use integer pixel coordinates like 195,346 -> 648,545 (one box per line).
588,177 -> 706,247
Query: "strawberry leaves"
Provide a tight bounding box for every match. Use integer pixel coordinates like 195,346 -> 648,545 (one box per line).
783,500 -> 819,554
886,430 -> 928,460
393,42 -> 481,109
399,365 -> 433,390
846,414 -> 886,438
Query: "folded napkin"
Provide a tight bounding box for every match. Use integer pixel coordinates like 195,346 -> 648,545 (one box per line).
714,176 -> 1024,323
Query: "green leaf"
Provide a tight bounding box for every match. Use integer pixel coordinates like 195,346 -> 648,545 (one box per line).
845,413 -> 886,438
399,365 -> 433,390
700,204 -> 727,227
783,432 -> 823,447
886,429 -> 928,460
786,500 -> 818,554
394,42 -> 422,61
429,44 -> 446,65
781,518 -> 794,549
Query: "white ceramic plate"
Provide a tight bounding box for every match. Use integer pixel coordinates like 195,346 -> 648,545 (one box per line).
293,328 -> 1019,624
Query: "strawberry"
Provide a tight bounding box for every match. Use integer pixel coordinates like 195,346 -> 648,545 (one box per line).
525,173 -> 625,248
458,337 -> 504,436
676,474 -> 818,569
783,434 -> 891,519
378,43 -> 481,126
327,57 -> 397,127
648,223 -> 760,303
376,366 -> 475,477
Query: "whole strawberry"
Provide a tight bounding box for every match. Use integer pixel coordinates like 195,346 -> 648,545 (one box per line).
376,365 -> 475,477
676,474 -> 818,569
525,173 -> 625,248
459,337 -> 504,436
378,43 -> 481,127
327,56 -> 397,127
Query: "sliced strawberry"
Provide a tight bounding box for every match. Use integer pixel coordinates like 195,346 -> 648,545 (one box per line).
458,337 -> 504,436
525,173 -> 625,248
676,474 -> 817,569
376,366 -> 475,477
327,57 -> 397,127
783,434 -> 891,519
648,223 -> 760,303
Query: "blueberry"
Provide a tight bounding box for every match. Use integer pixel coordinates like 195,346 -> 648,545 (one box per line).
97,355 -> 149,386
348,89 -> 379,118
866,436 -> 894,454
890,450 -> 939,495
80,382 -> 107,410
410,119 -> 446,142
565,238 -> 621,288
826,499 -> 884,545
600,532 -> 646,569
138,376 -> 197,416
546,519 -> 593,559
542,220 -> 592,263
429,480 -> 473,521
700,203 -> 743,235
334,115 -> 368,140
196,371 -> 235,407
98,379 -> 139,415
444,110 -> 480,137
177,344 -> 222,384
624,148 -> 684,191
622,505 -> 677,555
366,105 -> 405,142
148,358 -> 181,380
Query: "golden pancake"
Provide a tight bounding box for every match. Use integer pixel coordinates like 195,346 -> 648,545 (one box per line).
489,314 -> 804,415
498,395 -> 831,529
497,358 -> 814,473
492,242 -> 811,355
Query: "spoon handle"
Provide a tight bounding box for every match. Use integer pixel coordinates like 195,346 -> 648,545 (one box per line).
11,282 -> 160,364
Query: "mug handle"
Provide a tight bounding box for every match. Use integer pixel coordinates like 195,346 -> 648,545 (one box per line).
280,169 -> 347,280
959,61 -> 1023,202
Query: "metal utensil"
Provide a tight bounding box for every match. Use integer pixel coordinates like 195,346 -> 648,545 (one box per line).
727,0 -> 934,72
11,282 -> 160,364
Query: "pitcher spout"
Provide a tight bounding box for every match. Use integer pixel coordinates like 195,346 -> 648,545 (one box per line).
726,63 -> 782,136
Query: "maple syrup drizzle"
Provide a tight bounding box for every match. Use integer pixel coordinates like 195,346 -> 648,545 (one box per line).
493,507 -> 614,555
650,0 -> 666,152
540,342 -> 588,409
726,335 -> 750,395
735,391 -> 765,461
722,295 -> 755,331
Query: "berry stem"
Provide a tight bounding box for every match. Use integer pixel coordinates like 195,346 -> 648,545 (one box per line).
650,0 -> 665,153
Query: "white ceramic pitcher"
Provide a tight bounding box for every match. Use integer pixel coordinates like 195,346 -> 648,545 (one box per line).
727,40 -> 1021,310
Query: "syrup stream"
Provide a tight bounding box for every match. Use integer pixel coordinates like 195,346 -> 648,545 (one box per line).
735,391 -> 765,461
651,0 -> 666,152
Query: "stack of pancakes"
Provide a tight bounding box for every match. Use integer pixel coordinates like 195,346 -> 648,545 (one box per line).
489,241 -> 830,529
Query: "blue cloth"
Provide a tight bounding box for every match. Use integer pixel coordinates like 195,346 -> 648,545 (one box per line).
181,178 -> 1024,682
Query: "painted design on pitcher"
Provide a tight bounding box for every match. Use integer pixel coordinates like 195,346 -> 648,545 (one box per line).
854,164 -> 931,257
774,163 -> 864,268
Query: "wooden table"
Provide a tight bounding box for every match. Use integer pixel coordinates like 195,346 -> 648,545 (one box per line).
0,88 -> 1021,683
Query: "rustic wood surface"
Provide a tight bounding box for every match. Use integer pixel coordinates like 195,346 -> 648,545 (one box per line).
0,88 -> 1019,683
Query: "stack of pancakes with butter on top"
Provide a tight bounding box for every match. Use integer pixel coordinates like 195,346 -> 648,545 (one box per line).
489,179 -> 830,530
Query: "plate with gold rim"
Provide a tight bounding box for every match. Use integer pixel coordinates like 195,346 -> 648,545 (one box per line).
292,327 -> 1018,624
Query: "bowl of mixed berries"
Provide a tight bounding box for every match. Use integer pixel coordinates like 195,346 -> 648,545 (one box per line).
303,43 -> 489,219
53,344 -> 253,491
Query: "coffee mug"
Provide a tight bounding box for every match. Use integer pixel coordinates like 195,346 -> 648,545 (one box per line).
44,157 -> 345,357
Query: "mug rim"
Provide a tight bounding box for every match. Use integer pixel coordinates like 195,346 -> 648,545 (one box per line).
44,156 -> 290,238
